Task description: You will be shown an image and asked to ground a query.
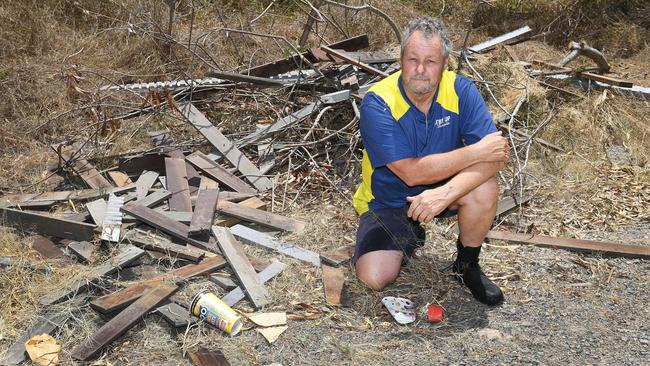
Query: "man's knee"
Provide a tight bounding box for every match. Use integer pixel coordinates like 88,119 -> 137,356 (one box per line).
354,250 -> 402,291
456,177 -> 498,209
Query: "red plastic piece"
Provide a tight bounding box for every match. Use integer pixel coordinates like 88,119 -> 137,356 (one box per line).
427,304 -> 444,323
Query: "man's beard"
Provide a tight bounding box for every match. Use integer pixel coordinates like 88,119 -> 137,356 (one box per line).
405,77 -> 434,96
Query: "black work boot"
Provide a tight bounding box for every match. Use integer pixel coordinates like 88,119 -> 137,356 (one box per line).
452,239 -> 504,306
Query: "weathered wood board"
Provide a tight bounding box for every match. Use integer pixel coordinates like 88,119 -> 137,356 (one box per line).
230,224 -> 319,266
212,226 -> 272,308
71,283 -> 177,361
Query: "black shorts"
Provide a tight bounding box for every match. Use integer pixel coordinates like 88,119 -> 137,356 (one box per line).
353,205 -> 457,264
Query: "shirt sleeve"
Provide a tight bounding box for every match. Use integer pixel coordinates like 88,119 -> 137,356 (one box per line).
457,78 -> 497,145
359,93 -> 408,168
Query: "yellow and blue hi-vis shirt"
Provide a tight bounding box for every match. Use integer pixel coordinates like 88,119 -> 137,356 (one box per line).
352,69 -> 497,216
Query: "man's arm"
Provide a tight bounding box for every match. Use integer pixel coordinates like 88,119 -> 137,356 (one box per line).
387,131 -> 509,186
406,160 -> 504,222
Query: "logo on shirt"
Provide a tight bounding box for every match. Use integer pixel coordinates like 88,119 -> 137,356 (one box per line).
435,116 -> 451,128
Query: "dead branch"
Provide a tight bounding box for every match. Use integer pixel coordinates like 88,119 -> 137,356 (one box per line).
558,41 -> 610,72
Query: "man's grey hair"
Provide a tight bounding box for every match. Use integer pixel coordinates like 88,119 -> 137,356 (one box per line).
400,17 -> 453,58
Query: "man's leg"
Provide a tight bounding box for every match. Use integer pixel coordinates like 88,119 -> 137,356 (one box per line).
353,207 -> 425,291
453,176 -> 498,246
355,250 -> 403,291
449,176 -> 503,305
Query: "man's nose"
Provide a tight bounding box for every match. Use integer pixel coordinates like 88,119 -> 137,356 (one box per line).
416,62 -> 425,74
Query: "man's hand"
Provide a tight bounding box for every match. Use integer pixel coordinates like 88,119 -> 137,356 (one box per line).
406,186 -> 453,223
472,131 -> 510,163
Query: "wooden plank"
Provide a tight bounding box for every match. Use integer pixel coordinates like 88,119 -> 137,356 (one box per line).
121,203 -> 217,251
71,283 -> 177,361
180,103 -> 273,192
156,302 -> 197,328
0,311 -> 72,365
0,184 -> 135,208
108,171 -> 133,187
134,189 -> 172,207
243,34 -> 369,77
167,149 -> 201,195
321,46 -> 388,77
221,260 -> 286,307
486,230 -> 650,258
85,198 -> 107,225
217,200 -> 306,233
56,145 -> 114,189
214,197 -> 266,227
124,231 -> 204,262
189,188 -> 219,238
39,246 -> 145,305
90,256 -> 227,314
212,226 -> 272,308
209,274 -> 237,290
123,189 -> 172,222
28,235 -> 69,262
468,26 -> 532,53
579,72 -> 634,88
165,157 -> 192,212
320,245 -> 355,267
160,210 -> 193,223
189,347 -> 231,366
135,170 -> 159,201
236,102 -> 319,148
67,241 -> 94,262
322,264 -> 345,305
186,152 -> 256,194
1,208 -> 96,241
230,224 -> 319,266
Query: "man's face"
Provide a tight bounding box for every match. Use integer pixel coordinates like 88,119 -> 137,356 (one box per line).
401,31 -> 448,97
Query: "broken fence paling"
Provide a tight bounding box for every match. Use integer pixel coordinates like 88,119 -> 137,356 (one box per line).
487,230 -> 650,258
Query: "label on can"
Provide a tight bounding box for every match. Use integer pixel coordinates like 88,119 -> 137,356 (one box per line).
191,290 -> 243,336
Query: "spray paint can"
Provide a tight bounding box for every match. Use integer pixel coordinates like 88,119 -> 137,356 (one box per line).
190,290 -> 243,336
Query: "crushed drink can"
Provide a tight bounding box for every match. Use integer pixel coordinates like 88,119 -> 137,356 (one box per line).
190,290 -> 243,336
427,304 -> 444,323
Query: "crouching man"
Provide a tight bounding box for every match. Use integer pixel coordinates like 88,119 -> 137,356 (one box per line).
352,16 -> 509,305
